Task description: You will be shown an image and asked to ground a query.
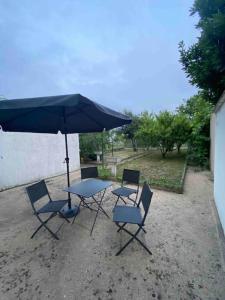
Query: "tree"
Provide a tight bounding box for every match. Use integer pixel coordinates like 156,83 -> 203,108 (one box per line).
155,111 -> 175,158
79,132 -> 109,161
172,113 -> 192,153
177,93 -> 214,166
121,110 -> 140,151
179,0 -> 225,104
108,129 -> 125,156
136,111 -> 157,149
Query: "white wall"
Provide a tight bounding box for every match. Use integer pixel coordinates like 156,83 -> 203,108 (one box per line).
0,131 -> 80,189
214,97 -> 225,233
210,113 -> 216,174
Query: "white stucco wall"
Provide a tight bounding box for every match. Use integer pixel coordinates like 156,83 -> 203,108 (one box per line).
210,113 -> 216,174
0,131 -> 80,189
214,95 -> 225,234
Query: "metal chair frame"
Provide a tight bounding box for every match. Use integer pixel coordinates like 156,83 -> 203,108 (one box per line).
26,180 -> 70,240
112,169 -> 140,209
113,182 -> 153,256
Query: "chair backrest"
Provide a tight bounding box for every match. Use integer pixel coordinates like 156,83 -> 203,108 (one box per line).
122,169 -> 140,186
26,180 -> 50,205
137,182 -> 153,224
81,167 -> 98,180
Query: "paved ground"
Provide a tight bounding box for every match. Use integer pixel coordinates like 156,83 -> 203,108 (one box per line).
0,169 -> 225,300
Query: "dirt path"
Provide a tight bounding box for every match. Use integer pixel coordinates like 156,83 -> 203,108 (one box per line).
0,169 -> 225,300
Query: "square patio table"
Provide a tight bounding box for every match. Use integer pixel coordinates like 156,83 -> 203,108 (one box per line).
64,178 -> 112,235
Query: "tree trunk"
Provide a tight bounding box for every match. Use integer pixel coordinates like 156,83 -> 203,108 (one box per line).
160,146 -> 167,158
131,138 -> 137,151
177,143 -> 182,153
111,140 -> 114,156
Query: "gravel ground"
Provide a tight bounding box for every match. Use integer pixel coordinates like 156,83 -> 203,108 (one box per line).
0,169 -> 225,300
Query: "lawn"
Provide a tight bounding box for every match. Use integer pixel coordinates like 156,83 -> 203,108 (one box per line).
116,149 -> 187,193
105,148 -> 145,160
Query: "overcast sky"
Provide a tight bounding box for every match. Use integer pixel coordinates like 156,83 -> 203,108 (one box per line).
0,0 -> 199,113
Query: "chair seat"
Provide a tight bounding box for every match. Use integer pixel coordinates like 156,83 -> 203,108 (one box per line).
37,200 -> 68,214
113,205 -> 142,224
112,187 -> 137,197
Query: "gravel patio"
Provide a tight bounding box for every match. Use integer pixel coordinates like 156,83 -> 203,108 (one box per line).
0,169 -> 225,300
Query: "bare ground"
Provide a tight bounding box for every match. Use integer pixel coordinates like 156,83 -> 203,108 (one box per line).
0,169 -> 225,300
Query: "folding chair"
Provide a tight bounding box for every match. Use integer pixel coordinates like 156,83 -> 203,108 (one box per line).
112,169 -> 140,209
81,166 -> 98,180
113,182 -> 153,256
26,180 -> 70,240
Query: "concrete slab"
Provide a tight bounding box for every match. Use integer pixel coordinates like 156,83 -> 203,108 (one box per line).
0,169 -> 224,300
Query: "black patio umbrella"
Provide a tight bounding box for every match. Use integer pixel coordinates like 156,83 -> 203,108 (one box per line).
0,94 -> 132,217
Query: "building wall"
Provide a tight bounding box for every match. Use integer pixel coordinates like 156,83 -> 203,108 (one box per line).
0,131 -> 80,190
210,113 -> 216,174
214,95 -> 225,233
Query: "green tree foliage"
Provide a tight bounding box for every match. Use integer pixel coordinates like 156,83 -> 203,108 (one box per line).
79,132 -> 108,161
155,111 -> 175,158
179,0 -> 225,104
172,113 -> 192,153
120,110 -> 140,151
177,93 -> 214,166
79,130 -> 124,161
136,111 -> 157,149
136,111 -> 192,158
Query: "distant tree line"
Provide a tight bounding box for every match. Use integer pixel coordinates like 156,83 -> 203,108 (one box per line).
120,93 -> 213,166
79,93 -> 213,167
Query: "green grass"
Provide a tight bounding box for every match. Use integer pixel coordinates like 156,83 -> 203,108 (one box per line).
116,149 -> 187,193
98,165 -> 112,179
105,148 -> 145,160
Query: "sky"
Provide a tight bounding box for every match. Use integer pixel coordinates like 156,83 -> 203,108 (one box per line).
0,0 -> 199,113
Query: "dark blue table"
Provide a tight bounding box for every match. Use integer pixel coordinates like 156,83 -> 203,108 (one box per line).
64,178 -> 112,234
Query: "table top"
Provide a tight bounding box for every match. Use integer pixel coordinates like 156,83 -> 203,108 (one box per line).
63,178 -> 112,198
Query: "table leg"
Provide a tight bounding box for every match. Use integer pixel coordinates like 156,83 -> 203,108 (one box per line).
92,194 -> 110,218
90,188 -> 108,235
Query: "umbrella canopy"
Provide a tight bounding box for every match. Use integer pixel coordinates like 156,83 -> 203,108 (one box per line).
0,94 -> 131,133
0,94 -> 131,217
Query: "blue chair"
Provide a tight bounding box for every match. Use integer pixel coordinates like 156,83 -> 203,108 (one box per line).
26,180 -> 69,240
112,169 -> 140,209
113,182 -> 153,256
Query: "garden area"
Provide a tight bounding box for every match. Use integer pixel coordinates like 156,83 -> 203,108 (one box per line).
80,92 -> 213,194
116,149 -> 186,193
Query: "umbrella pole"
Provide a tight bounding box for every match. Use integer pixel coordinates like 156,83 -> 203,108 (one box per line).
60,133 -> 79,218
65,133 -> 71,209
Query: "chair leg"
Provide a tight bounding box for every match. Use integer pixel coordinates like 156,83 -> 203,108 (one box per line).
117,222 -> 127,232
141,227 -> 147,234
113,195 -> 126,211
58,211 -> 70,223
127,192 -> 139,206
115,223 -> 152,256
31,213 -> 59,240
